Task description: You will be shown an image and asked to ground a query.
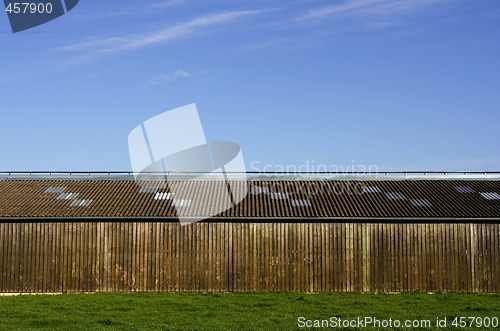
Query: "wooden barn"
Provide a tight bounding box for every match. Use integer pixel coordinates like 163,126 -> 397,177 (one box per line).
0,172 -> 499,293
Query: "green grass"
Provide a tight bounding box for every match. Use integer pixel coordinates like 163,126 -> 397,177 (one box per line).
0,292 -> 498,330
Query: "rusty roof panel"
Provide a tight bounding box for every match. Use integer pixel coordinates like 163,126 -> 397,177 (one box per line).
0,179 -> 499,219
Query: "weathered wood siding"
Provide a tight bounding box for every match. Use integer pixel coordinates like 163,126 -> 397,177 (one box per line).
0,222 -> 498,293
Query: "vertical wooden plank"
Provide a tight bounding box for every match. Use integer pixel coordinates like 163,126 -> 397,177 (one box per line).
105,221 -> 111,292
472,224 -> 478,292
308,222 -> 312,292
61,222 -> 67,292
68,222 -> 74,292
64,222 -> 74,292
245,223 -> 250,292
323,222 -> 329,292
76,222 -> 82,292
377,223 -> 383,292
234,222 -> 240,292
274,223 -> 279,292
6,223 -> 12,292
219,222 -> 224,292
154,222 -> 160,291
494,224 -> 499,293
205,222 -> 210,292
253,223 -> 258,291
486,224 -> 493,293
12,223 -> 19,293
164,222 -> 170,292
57,222 -> 63,292
481,224 -> 488,292
0,223 -> 5,292
428,223 -> 434,291
358,223 -> 363,293
172,222 -> 178,292
313,223 -> 317,293
243,222 -> 248,292
21,222 -> 26,293
49,222 -> 56,292
262,223 -> 267,291
346,223 -> 351,292
192,223 -> 197,292
17,223 -> 25,293
0,224 -> 5,292
178,223 -> 183,292
435,223 -> 441,292
20,222 -> 28,293
419,223 -> 425,291
118,222 -> 124,292
455,223 -> 461,291
271,223 -> 276,292
159,222 -> 164,292
465,223 -> 471,292
168,222 -> 173,292
85,222 -> 91,292
459,223 -> 465,291
397,223 -> 402,292
6,222 -> 11,293
95,222 -> 101,292
197,223 -> 202,291
400,223 -> 406,292
319,222 -> 325,292
41,222 -> 47,293
297,223 -> 301,292
134,221 -> 140,292
446,223 -> 452,292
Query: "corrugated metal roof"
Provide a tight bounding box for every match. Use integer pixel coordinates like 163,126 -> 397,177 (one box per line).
0,179 -> 499,219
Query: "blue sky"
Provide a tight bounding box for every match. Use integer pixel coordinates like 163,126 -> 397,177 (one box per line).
1,0 -> 499,172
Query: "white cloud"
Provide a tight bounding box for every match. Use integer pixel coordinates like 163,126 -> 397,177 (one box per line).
58,10 -> 266,55
72,0 -> 189,20
149,70 -> 192,84
298,0 -> 448,20
149,0 -> 187,9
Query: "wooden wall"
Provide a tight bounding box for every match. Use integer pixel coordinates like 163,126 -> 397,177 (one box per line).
0,222 -> 498,293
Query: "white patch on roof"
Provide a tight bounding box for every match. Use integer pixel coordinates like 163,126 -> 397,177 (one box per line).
454,186 -> 475,193
56,193 -> 79,200
270,192 -> 289,199
139,186 -> 160,193
410,199 -> 432,207
172,199 -> 192,207
479,192 -> 500,200
251,186 -> 269,194
69,199 -> 93,207
385,192 -> 405,200
45,187 -> 67,193
363,186 -> 381,193
154,192 -> 173,200
291,199 -> 311,207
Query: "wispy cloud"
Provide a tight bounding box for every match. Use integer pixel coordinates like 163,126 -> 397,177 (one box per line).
149,70 -> 192,84
241,38 -> 292,51
58,10 -> 265,55
149,0 -> 188,9
72,0 -> 188,20
298,0 -> 448,20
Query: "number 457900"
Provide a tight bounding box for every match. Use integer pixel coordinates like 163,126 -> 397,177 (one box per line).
5,2 -> 53,14
451,316 -> 498,328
